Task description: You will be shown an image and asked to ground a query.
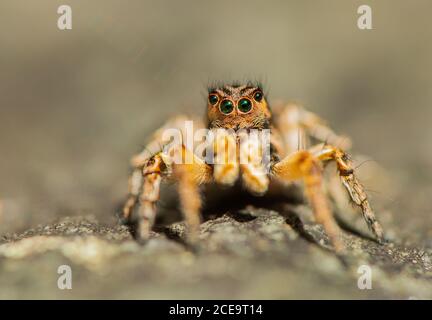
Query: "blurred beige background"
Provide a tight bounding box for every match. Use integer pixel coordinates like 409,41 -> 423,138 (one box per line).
0,1 -> 431,242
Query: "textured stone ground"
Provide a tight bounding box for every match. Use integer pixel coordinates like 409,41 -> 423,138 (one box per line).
1,201 -> 431,299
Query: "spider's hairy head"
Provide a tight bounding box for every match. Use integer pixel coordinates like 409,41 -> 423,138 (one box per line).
206,81 -> 272,130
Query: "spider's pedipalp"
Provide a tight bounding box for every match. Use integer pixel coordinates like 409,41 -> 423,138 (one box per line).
212,129 -> 239,185
238,130 -> 269,195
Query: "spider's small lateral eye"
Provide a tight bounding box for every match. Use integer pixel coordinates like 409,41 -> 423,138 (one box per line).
238,98 -> 252,113
209,94 -> 219,105
220,99 -> 234,114
253,91 -> 263,102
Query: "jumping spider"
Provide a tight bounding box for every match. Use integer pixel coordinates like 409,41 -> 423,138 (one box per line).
122,82 -> 385,252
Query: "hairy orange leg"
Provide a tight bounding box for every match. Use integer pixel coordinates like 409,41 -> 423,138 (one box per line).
273,102 -> 352,154
131,115 -> 205,167
123,142 -> 212,243
136,155 -> 163,241
122,168 -> 143,222
311,144 -> 385,242
172,146 -> 212,242
272,150 -> 344,252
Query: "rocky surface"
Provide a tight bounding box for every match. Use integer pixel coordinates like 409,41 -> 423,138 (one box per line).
1,1 -> 431,300
1,202 -> 431,299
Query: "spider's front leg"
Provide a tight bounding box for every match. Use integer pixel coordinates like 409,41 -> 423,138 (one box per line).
310,144 -> 385,242
272,151 -> 344,252
123,146 -> 212,243
122,154 -> 163,241
122,115 -> 202,223
172,146 -> 213,242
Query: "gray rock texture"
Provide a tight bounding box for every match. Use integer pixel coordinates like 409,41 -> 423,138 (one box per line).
1,200 -> 431,299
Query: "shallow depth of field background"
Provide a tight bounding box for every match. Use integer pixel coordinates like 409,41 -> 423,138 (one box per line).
0,1 -> 431,243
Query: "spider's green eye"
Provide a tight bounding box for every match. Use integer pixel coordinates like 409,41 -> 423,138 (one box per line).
220,99 -> 234,114
253,91 -> 263,102
209,94 -> 219,105
238,98 -> 252,113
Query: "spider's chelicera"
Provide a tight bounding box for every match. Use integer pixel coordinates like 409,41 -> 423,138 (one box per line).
122,82 -> 385,252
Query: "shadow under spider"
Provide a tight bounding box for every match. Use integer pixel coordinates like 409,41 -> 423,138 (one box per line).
117,181 -> 378,253
157,182 -> 328,250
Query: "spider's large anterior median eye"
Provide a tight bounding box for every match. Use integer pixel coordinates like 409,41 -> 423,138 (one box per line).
220,99 -> 234,114
209,94 -> 219,105
253,91 -> 263,102
238,98 -> 252,113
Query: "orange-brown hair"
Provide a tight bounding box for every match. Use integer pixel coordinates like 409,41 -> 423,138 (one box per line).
206,82 -> 271,130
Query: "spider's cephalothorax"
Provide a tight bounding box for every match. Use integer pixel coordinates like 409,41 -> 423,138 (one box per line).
122,82 -> 385,252
206,83 -> 271,130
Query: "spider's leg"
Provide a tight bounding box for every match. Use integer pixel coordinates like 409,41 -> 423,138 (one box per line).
272,150 -> 343,252
175,166 -> 203,243
131,114 -> 205,167
173,146 -> 213,242
131,145 -> 212,243
273,102 -> 352,153
311,144 -> 385,242
125,116 -> 197,221
135,154 -> 164,241
124,115 -> 209,242
122,168 -> 143,222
